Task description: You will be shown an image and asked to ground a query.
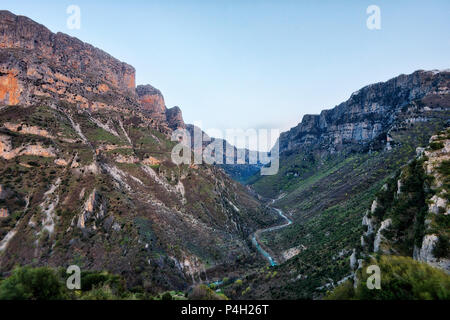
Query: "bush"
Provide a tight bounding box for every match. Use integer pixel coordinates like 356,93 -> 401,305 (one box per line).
80,271 -> 124,293
161,292 -> 172,300
0,266 -> 67,300
437,160 -> 450,176
325,281 -> 355,300
430,142 -> 444,150
188,285 -> 226,300
80,285 -> 116,300
209,283 -> 217,290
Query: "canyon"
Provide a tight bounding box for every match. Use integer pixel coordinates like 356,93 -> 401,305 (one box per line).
0,10 -> 277,294
0,10 -> 449,300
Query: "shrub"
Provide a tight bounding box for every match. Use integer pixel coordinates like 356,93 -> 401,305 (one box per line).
161,292 -> 172,300
437,160 -> 450,176
188,284 -> 226,300
430,142 -> 444,150
0,266 -> 67,300
79,271 -> 125,298
80,285 -> 116,300
241,286 -> 251,296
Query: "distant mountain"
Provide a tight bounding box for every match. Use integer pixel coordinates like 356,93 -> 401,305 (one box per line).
0,10 -> 276,293
185,124 -> 263,183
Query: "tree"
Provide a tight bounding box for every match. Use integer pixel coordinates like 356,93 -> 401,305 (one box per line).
0,266 -> 67,300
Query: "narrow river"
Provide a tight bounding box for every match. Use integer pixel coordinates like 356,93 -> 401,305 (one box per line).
251,207 -> 292,266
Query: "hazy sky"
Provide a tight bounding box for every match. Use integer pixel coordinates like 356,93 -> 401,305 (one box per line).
3,0 -> 450,145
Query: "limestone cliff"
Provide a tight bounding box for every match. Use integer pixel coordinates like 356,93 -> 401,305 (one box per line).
278,70 -> 450,155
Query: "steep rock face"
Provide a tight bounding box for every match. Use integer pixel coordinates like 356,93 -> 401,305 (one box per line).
0,10 -> 136,106
136,85 -> 166,117
166,106 -> 185,130
0,10 -> 186,133
136,85 -> 185,131
279,70 -> 450,154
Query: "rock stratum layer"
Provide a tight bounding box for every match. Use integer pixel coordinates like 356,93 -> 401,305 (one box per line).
279,70 -> 450,155
0,10 -> 136,106
136,84 -> 185,132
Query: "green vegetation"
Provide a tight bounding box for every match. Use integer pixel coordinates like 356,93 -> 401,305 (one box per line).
370,158 -> 431,253
430,141 -> 444,150
326,255 -> 450,300
85,127 -> 123,145
232,120 -> 449,299
188,284 -> 228,300
434,234 -> 449,259
0,266 -> 67,300
0,266 -> 173,300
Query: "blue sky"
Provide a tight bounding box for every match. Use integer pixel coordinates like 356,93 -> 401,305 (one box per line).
3,0 -> 450,144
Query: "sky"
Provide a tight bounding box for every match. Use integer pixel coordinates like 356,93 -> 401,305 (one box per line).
2,0 -> 450,150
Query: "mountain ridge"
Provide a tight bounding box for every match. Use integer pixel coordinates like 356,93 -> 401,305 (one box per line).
0,10 -> 276,294
277,69 -> 450,156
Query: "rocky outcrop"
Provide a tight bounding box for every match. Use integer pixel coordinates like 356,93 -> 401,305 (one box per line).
0,134 -> 56,159
0,70 -> 20,105
76,189 -> 107,230
136,85 -> 166,119
414,234 -> 450,270
166,106 -> 186,130
0,10 -> 136,107
0,10 -> 189,138
3,122 -> 54,138
141,156 -> 161,166
373,218 -> 391,253
281,244 -> 306,261
278,70 -> 450,155
136,85 -> 186,131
